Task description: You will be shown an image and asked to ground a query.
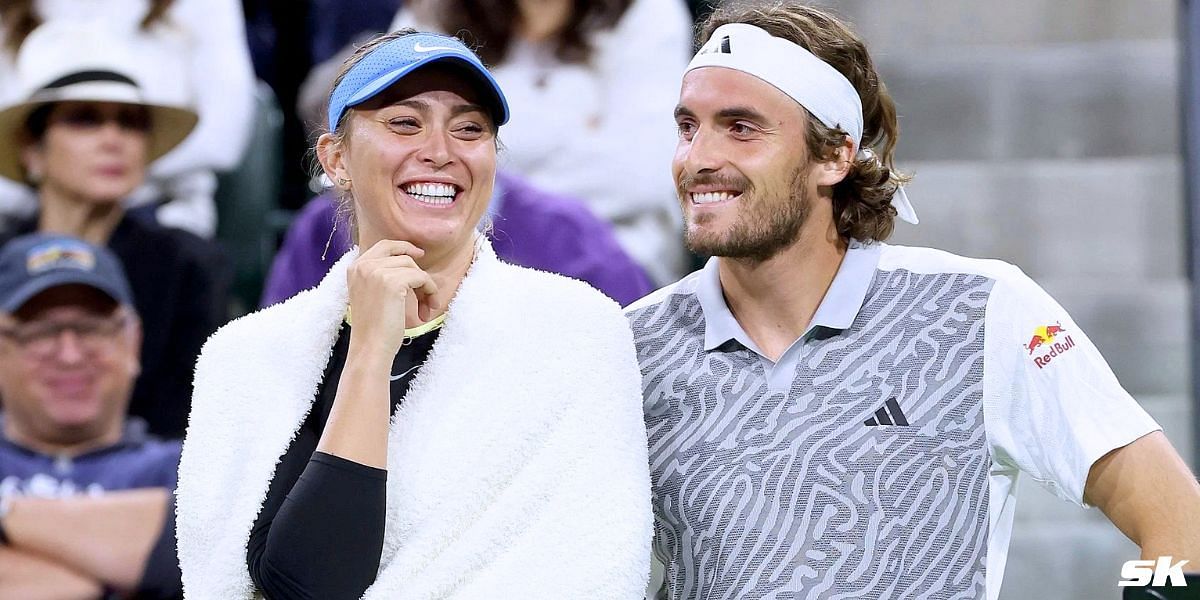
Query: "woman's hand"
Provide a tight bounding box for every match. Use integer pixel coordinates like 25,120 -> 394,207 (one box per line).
346,240 -> 441,356
318,240 -> 436,468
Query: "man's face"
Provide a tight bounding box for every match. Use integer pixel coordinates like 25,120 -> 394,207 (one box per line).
0,285 -> 140,448
673,67 -> 820,262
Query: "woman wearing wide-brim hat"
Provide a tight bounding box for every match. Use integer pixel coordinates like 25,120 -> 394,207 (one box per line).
0,21 -> 232,439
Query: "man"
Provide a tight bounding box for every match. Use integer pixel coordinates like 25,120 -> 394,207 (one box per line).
0,233 -> 181,599
625,3 -> 1200,599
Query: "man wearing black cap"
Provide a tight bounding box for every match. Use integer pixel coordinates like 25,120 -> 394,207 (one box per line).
0,234 -> 182,599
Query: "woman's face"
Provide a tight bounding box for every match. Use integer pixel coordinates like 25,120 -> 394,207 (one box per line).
323,65 -> 498,257
23,101 -> 150,205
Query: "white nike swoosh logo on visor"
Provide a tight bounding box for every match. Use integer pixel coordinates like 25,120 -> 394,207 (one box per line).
413,42 -> 459,53
390,365 -> 419,382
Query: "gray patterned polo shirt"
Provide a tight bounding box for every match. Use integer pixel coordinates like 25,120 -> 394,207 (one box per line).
625,241 -> 1158,600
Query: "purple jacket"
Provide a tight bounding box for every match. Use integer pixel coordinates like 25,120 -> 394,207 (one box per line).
261,172 -> 653,307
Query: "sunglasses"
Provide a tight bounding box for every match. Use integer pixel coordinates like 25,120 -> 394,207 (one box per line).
52,105 -> 152,133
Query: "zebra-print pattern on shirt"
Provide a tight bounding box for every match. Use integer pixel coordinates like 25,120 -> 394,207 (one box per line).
629,269 -> 995,600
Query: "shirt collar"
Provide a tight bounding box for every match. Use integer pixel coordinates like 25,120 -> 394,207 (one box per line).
696,257 -> 753,352
697,240 -> 882,352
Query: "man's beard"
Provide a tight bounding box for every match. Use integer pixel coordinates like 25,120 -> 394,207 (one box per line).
682,166 -> 812,263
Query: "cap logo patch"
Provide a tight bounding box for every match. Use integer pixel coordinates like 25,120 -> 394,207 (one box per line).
26,241 -> 96,274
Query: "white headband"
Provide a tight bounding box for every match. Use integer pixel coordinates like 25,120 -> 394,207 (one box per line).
687,23 -> 918,225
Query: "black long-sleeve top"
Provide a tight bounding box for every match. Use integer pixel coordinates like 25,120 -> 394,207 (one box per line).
246,323 -> 439,599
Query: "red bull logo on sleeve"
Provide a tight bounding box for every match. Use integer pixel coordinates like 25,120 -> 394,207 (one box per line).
1025,322 -> 1075,368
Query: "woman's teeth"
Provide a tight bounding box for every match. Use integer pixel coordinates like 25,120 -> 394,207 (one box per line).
404,182 -> 457,205
692,192 -> 737,204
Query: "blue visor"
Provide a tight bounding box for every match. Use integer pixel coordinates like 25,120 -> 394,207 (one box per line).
327,32 -> 510,132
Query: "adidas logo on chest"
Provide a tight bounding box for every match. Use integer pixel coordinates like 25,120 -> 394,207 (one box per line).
864,397 -> 910,427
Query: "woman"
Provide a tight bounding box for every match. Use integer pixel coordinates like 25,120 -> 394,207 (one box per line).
0,0 -> 256,237
177,30 -> 652,599
391,0 -> 692,284
0,22 -> 231,438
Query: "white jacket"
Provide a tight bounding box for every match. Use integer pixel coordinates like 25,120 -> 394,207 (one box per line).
176,243 -> 652,599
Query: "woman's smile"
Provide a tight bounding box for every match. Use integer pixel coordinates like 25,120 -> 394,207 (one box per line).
399,180 -> 462,208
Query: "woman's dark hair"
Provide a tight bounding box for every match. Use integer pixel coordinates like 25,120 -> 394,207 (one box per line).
410,0 -> 632,65
23,103 -> 52,141
0,0 -> 174,54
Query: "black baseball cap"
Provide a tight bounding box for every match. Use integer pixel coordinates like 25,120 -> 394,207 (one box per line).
0,233 -> 133,312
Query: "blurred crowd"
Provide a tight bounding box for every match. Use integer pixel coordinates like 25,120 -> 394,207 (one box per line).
0,0 -> 715,597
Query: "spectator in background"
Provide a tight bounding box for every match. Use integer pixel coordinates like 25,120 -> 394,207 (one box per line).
264,172 -> 654,307
0,234 -> 182,600
0,0 -> 256,238
0,23 -> 231,438
391,0 -> 693,284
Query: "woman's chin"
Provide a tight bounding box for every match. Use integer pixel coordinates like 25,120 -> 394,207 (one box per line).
362,224 -> 473,255
74,177 -> 140,204
76,191 -> 134,207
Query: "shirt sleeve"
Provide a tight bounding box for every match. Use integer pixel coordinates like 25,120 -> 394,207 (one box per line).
982,266 -> 1160,505
246,449 -> 387,600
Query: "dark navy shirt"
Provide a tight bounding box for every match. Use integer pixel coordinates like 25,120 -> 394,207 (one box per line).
0,415 -> 183,598
0,417 -> 181,497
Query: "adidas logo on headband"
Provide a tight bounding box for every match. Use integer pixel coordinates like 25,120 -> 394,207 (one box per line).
699,35 -> 732,55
